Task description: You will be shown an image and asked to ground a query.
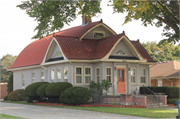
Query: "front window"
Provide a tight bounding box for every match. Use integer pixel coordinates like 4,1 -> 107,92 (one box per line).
57,68 -> 61,82
41,70 -> 45,82
51,68 -> 55,83
76,67 -> 82,84
85,67 -> 91,84
64,67 -> 68,82
32,71 -> 35,83
96,68 -> 100,83
106,68 -> 111,82
22,73 -> 25,88
140,69 -> 146,84
131,68 -> 135,84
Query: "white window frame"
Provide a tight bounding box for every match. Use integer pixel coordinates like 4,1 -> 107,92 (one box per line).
51,68 -> 55,83
41,70 -> 45,82
75,66 -> 83,85
130,68 -> 136,84
93,30 -> 105,39
84,67 -> 92,85
140,68 -> 146,84
22,72 -> 25,88
57,68 -> 61,82
32,71 -> 35,83
64,67 -> 68,82
95,67 -> 100,83
106,67 -> 112,83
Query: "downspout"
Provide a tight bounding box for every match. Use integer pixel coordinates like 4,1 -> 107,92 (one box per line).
166,78 -> 173,86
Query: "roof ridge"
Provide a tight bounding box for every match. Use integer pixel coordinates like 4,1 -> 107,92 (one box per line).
100,33 -> 123,40
54,34 -> 78,38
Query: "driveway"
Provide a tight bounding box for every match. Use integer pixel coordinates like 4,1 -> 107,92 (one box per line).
0,102 -> 176,119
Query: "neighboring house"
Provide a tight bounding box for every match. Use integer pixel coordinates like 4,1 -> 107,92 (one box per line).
150,60 -> 180,87
8,18 -> 156,97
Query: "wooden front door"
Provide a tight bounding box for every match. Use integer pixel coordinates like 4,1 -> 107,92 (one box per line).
117,68 -> 126,93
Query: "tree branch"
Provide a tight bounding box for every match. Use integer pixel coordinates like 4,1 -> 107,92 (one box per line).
156,0 -> 179,24
172,1 -> 179,19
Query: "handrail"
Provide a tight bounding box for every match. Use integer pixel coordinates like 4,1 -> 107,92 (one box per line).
143,85 -> 161,107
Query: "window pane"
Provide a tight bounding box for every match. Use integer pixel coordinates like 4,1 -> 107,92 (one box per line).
22,73 -> 25,87
96,68 -> 100,75
57,68 -> 61,81
107,68 -> 111,75
107,76 -> 111,82
76,76 -> 82,83
85,68 -> 90,74
141,77 -> 146,83
64,67 -> 68,81
76,68 -> 81,74
131,69 -> 135,76
41,71 -> 44,82
85,76 -> 91,83
97,76 -> 100,82
131,76 -> 135,83
140,69 -> 145,76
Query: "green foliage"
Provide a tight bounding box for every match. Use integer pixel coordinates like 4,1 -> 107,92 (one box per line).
45,82 -> 72,97
36,83 -> 50,97
167,87 -> 179,99
8,89 -> 25,101
89,80 -> 96,102
26,97 -> 33,103
142,41 -> 180,62
0,54 -> 17,82
60,87 -> 91,105
3,95 -> 8,101
7,74 -> 13,94
25,82 -> 49,98
167,98 -> 179,106
112,1 -> 179,44
17,1 -> 101,39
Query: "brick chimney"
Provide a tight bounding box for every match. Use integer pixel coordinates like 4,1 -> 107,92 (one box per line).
82,16 -> 91,26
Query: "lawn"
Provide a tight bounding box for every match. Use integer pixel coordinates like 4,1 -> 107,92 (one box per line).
0,113 -> 27,119
2,101 -> 178,118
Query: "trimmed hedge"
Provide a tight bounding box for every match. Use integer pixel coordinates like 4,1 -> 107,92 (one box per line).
26,97 -> 33,103
8,89 -> 25,101
3,95 -> 8,101
45,82 -> 72,97
36,83 -> 50,97
25,82 -> 49,98
167,87 -> 179,99
60,87 -> 92,105
167,98 -> 179,106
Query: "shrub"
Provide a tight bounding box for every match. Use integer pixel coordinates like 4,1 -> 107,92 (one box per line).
25,82 -> 49,98
45,82 -> 72,97
26,97 -> 33,103
167,87 -> 179,99
8,89 -> 25,101
60,87 -> 92,105
167,98 -> 180,106
140,86 -> 168,94
7,74 -> 13,94
36,83 -> 50,97
3,95 -> 8,101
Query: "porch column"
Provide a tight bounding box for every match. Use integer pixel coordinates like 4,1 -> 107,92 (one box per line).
127,64 -> 131,94
54,68 -> 57,82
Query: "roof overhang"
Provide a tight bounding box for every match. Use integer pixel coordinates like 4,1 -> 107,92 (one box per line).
151,76 -> 180,79
8,65 -> 41,71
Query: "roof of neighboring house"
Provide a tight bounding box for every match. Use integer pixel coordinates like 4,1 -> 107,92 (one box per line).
9,20 -> 155,69
150,60 -> 180,78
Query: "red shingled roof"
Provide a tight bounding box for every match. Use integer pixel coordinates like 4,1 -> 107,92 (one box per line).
9,20 -> 155,69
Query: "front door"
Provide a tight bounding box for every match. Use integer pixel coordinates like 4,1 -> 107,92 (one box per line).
117,68 -> 126,93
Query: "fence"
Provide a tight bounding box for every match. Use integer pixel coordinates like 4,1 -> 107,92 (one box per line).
0,83 -> 8,99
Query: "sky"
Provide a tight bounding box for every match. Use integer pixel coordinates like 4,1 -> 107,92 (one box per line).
0,0 -> 167,59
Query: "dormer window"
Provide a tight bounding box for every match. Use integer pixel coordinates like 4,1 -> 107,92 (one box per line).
115,49 -> 127,55
54,51 -> 62,57
93,31 -> 105,39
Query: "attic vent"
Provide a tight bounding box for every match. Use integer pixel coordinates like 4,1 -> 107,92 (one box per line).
93,31 -> 105,39
54,51 -> 62,57
115,49 -> 127,55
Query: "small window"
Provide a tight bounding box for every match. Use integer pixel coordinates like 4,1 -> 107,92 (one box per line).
32,71 -> 35,83
106,68 -> 112,82
140,69 -> 146,84
57,68 -> 61,82
85,67 -> 92,84
96,68 -> 100,83
115,49 -> 126,55
41,70 -> 45,82
51,68 -> 55,83
93,31 -> 105,39
22,73 -> 25,88
131,68 -> 135,84
64,67 -> 68,82
76,67 -> 82,84
54,51 -> 62,57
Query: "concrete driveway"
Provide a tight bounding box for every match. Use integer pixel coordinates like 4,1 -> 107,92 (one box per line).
0,102 -> 176,119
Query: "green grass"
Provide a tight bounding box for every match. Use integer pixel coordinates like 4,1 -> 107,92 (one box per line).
0,114 -> 27,119
2,101 -> 178,118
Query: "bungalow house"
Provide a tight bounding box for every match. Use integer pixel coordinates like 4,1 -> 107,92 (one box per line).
151,60 -> 180,87
8,18 -> 156,104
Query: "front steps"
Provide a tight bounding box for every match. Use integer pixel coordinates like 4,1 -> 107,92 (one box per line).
146,95 -> 168,108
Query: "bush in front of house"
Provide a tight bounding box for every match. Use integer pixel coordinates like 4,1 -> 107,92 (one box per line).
3,95 -> 8,101
60,87 -> 92,105
45,82 -> 72,97
36,83 -> 50,97
7,74 -> 13,94
140,86 -> 168,94
25,82 -> 49,98
26,97 -> 33,103
167,98 -> 179,106
8,89 -> 25,101
167,87 -> 179,99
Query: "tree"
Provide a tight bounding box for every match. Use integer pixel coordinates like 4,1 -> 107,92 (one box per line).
0,54 -> 17,82
112,0 -> 179,44
7,74 -> 13,94
142,41 -> 180,62
17,0 -> 101,39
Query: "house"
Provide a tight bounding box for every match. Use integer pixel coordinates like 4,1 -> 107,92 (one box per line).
151,60 -> 180,87
8,18 -> 156,103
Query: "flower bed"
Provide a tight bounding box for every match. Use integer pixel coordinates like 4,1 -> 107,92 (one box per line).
33,102 -> 146,108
